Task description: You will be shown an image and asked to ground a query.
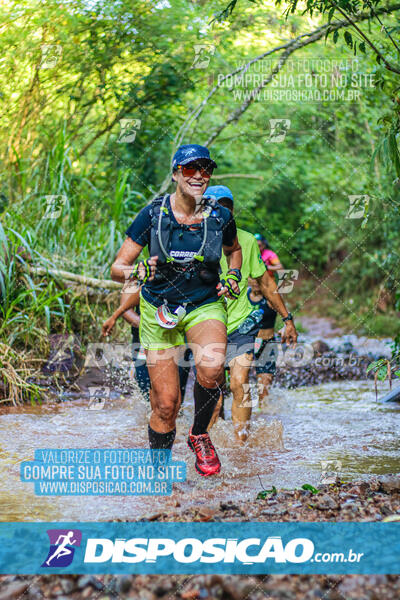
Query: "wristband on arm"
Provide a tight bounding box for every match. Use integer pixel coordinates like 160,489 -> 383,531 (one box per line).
220,279 -> 240,299
130,258 -> 152,283
220,277 -> 240,299
221,268 -> 241,300
282,312 -> 293,322
226,268 -> 242,283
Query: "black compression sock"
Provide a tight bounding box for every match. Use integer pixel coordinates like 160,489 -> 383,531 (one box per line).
148,425 -> 176,450
192,380 -> 221,436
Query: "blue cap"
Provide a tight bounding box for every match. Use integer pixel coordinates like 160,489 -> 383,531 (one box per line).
204,185 -> 234,204
254,233 -> 267,244
172,144 -> 217,171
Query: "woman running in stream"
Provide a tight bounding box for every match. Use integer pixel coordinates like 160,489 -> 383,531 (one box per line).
111,144 -> 242,476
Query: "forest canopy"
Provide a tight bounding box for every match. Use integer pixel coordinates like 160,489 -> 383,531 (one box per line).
1,0 -> 400,347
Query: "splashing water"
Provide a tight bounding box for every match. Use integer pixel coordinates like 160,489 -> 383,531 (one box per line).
0,379 -> 398,521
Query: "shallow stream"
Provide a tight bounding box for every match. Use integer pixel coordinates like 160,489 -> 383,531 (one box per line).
0,378 -> 398,521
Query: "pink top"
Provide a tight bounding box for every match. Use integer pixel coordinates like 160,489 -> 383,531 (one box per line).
261,248 -> 279,265
261,248 -> 280,277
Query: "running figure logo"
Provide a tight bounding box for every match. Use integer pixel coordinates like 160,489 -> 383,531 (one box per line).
42,529 -> 82,567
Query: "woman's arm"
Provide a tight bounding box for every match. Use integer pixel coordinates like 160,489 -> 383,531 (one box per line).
223,236 -> 242,271
102,285 -> 141,336
111,238 -> 158,283
113,286 -> 141,320
111,238 -> 143,282
217,237 -> 242,298
257,271 -> 297,345
267,257 -> 283,271
121,308 -> 140,328
120,287 -> 141,327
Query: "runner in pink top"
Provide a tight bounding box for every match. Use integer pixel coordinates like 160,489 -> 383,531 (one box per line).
253,234 -> 284,406
254,234 -> 282,277
261,248 -> 280,273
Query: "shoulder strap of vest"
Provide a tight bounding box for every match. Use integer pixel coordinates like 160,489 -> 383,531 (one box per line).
150,195 -> 167,216
149,195 -> 174,264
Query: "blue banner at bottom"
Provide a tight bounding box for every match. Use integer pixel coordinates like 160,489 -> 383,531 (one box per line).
0,522 -> 398,574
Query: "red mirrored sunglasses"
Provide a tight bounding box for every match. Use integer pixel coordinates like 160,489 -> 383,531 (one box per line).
177,164 -> 213,179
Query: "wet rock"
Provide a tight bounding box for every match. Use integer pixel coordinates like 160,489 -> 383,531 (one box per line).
115,575 -> 131,594
60,578 -> 76,594
92,577 -> 104,590
346,485 -> 365,496
154,583 -> 173,596
197,507 -> 217,521
380,504 -> 392,516
147,513 -> 163,521
315,494 -> 338,510
380,475 -> 400,493
260,506 -> 287,517
77,575 -> 102,590
312,340 -> 330,355
103,577 -> 117,594
181,589 -> 200,599
336,341 -> 354,354
260,508 -> 279,517
0,582 -> 29,600
136,592 -> 156,600
369,479 -> 381,492
27,585 -> 42,600
219,502 -> 243,514
342,502 -> 360,514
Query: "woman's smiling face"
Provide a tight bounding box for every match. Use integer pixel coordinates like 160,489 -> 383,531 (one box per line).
173,161 -> 213,199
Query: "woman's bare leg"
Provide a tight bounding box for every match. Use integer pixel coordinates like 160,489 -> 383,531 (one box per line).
146,348 -> 181,444
256,328 -> 276,407
186,318 -> 226,434
229,352 -> 253,442
185,319 -> 227,475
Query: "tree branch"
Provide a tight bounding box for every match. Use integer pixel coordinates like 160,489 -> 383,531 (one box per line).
29,266 -> 122,290
205,3 -> 400,147
150,3 -> 400,200
329,1 -> 400,74
364,0 -> 400,54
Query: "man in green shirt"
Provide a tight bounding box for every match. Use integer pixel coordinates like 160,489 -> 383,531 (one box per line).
205,186 -> 298,442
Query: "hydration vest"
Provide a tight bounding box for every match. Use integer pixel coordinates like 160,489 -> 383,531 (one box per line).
149,195 -> 224,281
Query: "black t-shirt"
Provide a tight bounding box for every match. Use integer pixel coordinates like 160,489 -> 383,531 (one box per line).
125,195 -> 237,312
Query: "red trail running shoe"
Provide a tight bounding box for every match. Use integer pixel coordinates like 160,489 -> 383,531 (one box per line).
187,428 -> 221,476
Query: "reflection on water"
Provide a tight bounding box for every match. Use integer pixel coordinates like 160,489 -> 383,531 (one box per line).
0,380 -> 399,521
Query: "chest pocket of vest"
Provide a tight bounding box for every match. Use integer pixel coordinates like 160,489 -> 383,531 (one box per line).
150,209 -> 172,260
203,215 -> 223,264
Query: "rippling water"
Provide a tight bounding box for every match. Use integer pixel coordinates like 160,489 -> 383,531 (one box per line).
0,379 -> 399,521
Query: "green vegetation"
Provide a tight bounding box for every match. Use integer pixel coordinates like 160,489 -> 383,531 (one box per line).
1,0 -> 400,400
301,484 -> 320,495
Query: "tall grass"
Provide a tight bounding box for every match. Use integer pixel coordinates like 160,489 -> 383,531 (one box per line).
6,132 -> 144,277
0,134 -> 146,403
0,224 -> 71,403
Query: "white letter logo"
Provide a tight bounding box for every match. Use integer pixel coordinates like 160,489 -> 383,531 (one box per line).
284,538 -> 314,563
84,539 -> 114,563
